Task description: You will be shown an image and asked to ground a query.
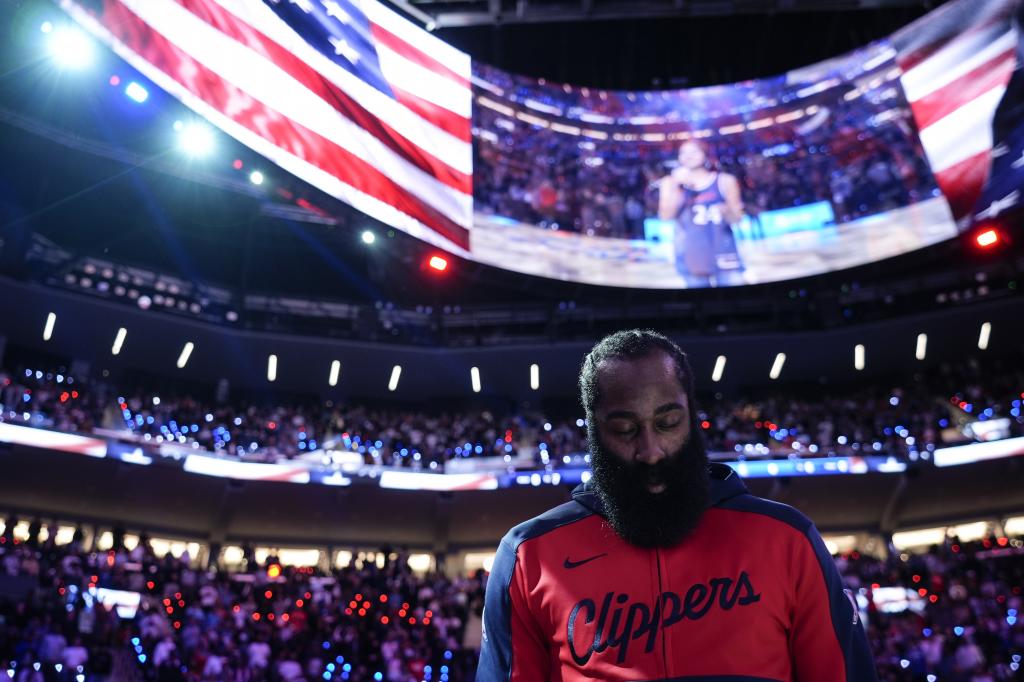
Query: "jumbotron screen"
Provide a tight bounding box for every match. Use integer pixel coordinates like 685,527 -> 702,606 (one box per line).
62,0 -> 1021,288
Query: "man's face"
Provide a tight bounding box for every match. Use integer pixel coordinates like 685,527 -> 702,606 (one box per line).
588,351 -> 710,547
678,142 -> 707,170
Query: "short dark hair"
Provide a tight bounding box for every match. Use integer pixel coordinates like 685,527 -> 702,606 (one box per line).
578,329 -> 697,423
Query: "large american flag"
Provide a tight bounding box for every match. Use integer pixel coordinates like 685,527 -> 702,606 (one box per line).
894,0 -> 1020,225
60,0 -> 473,252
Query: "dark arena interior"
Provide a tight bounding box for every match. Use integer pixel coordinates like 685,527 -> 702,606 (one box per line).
0,0 -> 1023,679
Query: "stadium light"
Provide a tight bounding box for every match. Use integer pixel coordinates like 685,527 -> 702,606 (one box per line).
915,333 -> 927,361
178,122 -> 215,157
854,344 -> 865,371
769,353 -> 785,380
711,355 -> 727,383
529,363 -> 540,391
42,312 -> 56,341
249,170 -> 264,185
176,342 -> 194,369
124,82 -> 148,103
361,230 -> 376,245
111,327 -> 127,356
388,365 -> 402,392
329,360 -> 341,387
470,367 -> 481,393
48,26 -> 95,70
427,255 -> 448,272
978,322 -> 991,350
267,354 -> 278,382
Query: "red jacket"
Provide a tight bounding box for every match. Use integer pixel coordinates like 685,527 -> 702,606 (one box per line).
477,463 -> 877,681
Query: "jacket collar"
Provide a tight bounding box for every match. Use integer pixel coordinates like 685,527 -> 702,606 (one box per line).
570,462 -> 747,518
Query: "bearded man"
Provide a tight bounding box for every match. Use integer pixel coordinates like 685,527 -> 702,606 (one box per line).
477,329 -> 877,681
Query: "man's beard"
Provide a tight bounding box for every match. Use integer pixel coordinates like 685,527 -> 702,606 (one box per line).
588,426 -> 711,548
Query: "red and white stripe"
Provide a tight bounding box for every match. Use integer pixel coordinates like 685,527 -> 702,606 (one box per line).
61,0 -> 473,252
897,4 -> 1018,221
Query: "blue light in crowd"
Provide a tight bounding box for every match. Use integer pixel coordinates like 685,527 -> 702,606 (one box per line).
374,673 -> 383,681
138,655 -> 146,664
400,448 -> 408,457
335,656 -> 344,663
125,81 -> 148,103
883,427 -> 893,435
954,626 -> 964,636
327,664 -> 335,672
505,444 -> 513,452
425,666 -> 432,672
342,663 -> 351,672
922,628 -> 932,637
322,674 -> 331,681
1008,615 -> 1017,625
298,442 -> 307,450
440,666 -> 449,673
205,413 -> 213,422
234,417 -> 242,426
963,404 -> 973,413
1012,408 -> 1021,418
341,674 -> 349,680
131,638 -> 140,645
299,432 -> 307,440
1010,609 -> 1018,616
375,440 -> 383,448
23,369 -> 31,377
22,394 -> 31,403
322,641 -> 330,650
444,651 -> 452,660
939,419 -> 948,427
35,371 -> 42,380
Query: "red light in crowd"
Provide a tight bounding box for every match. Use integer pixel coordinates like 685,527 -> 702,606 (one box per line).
952,544 -> 960,552
423,618 -> 431,625
173,621 -> 180,629
379,595 -> 388,603
71,391 -> 78,399
165,606 -> 174,614
267,421 -> 277,430
362,601 -> 370,609
997,537 -> 1008,546
917,588 -> 928,597
398,609 -> 407,617
344,608 -> 352,615
409,617 -> 416,625
755,421 -> 763,428
163,598 -> 171,606
177,600 -> 184,607
381,616 -> 389,625
355,593 -> 362,600
912,575 -> 921,583
233,605 -> 240,612
701,420 -> 711,429
267,613 -> 275,621
402,603 -> 409,609
232,159 -> 243,170
305,592 -> 311,599
929,595 -> 938,603
425,610 -> 433,618
264,590 -> 273,599
358,609 -> 366,617
58,587 -> 65,595
975,228 -> 999,248
349,601 -> 357,609
174,592 -> 180,599
871,583 -> 880,590
109,75 -> 120,86
427,255 -> 448,272
146,581 -> 154,589
252,613 -> 260,621
282,613 -> 289,622
296,599 -> 304,607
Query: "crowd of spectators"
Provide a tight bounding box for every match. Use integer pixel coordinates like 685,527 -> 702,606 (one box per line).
0,518 -> 1020,680
0,353 -> 1021,469
472,60 -> 938,239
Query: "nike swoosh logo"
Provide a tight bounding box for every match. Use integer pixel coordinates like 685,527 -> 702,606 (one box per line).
563,553 -> 608,569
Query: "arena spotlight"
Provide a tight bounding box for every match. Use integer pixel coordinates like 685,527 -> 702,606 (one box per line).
249,170 -> 264,185
40,21 -> 53,34
329,360 -> 341,387
711,355 -> 727,383
178,122 -> 215,157
124,82 -> 148,103
470,367 -> 481,393
361,230 -> 376,245
854,344 -> 865,371
388,365 -> 402,392
769,353 -> 786,380
529,363 -> 540,391
42,312 -> 56,341
111,327 -> 127,356
915,333 -> 927,361
427,255 -> 448,272
48,26 -> 95,70
267,354 -> 278,382
176,342 -> 194,369
978,322 -> 991,350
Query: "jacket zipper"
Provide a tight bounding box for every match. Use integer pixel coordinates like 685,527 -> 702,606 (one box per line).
655,546 -> 668,676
